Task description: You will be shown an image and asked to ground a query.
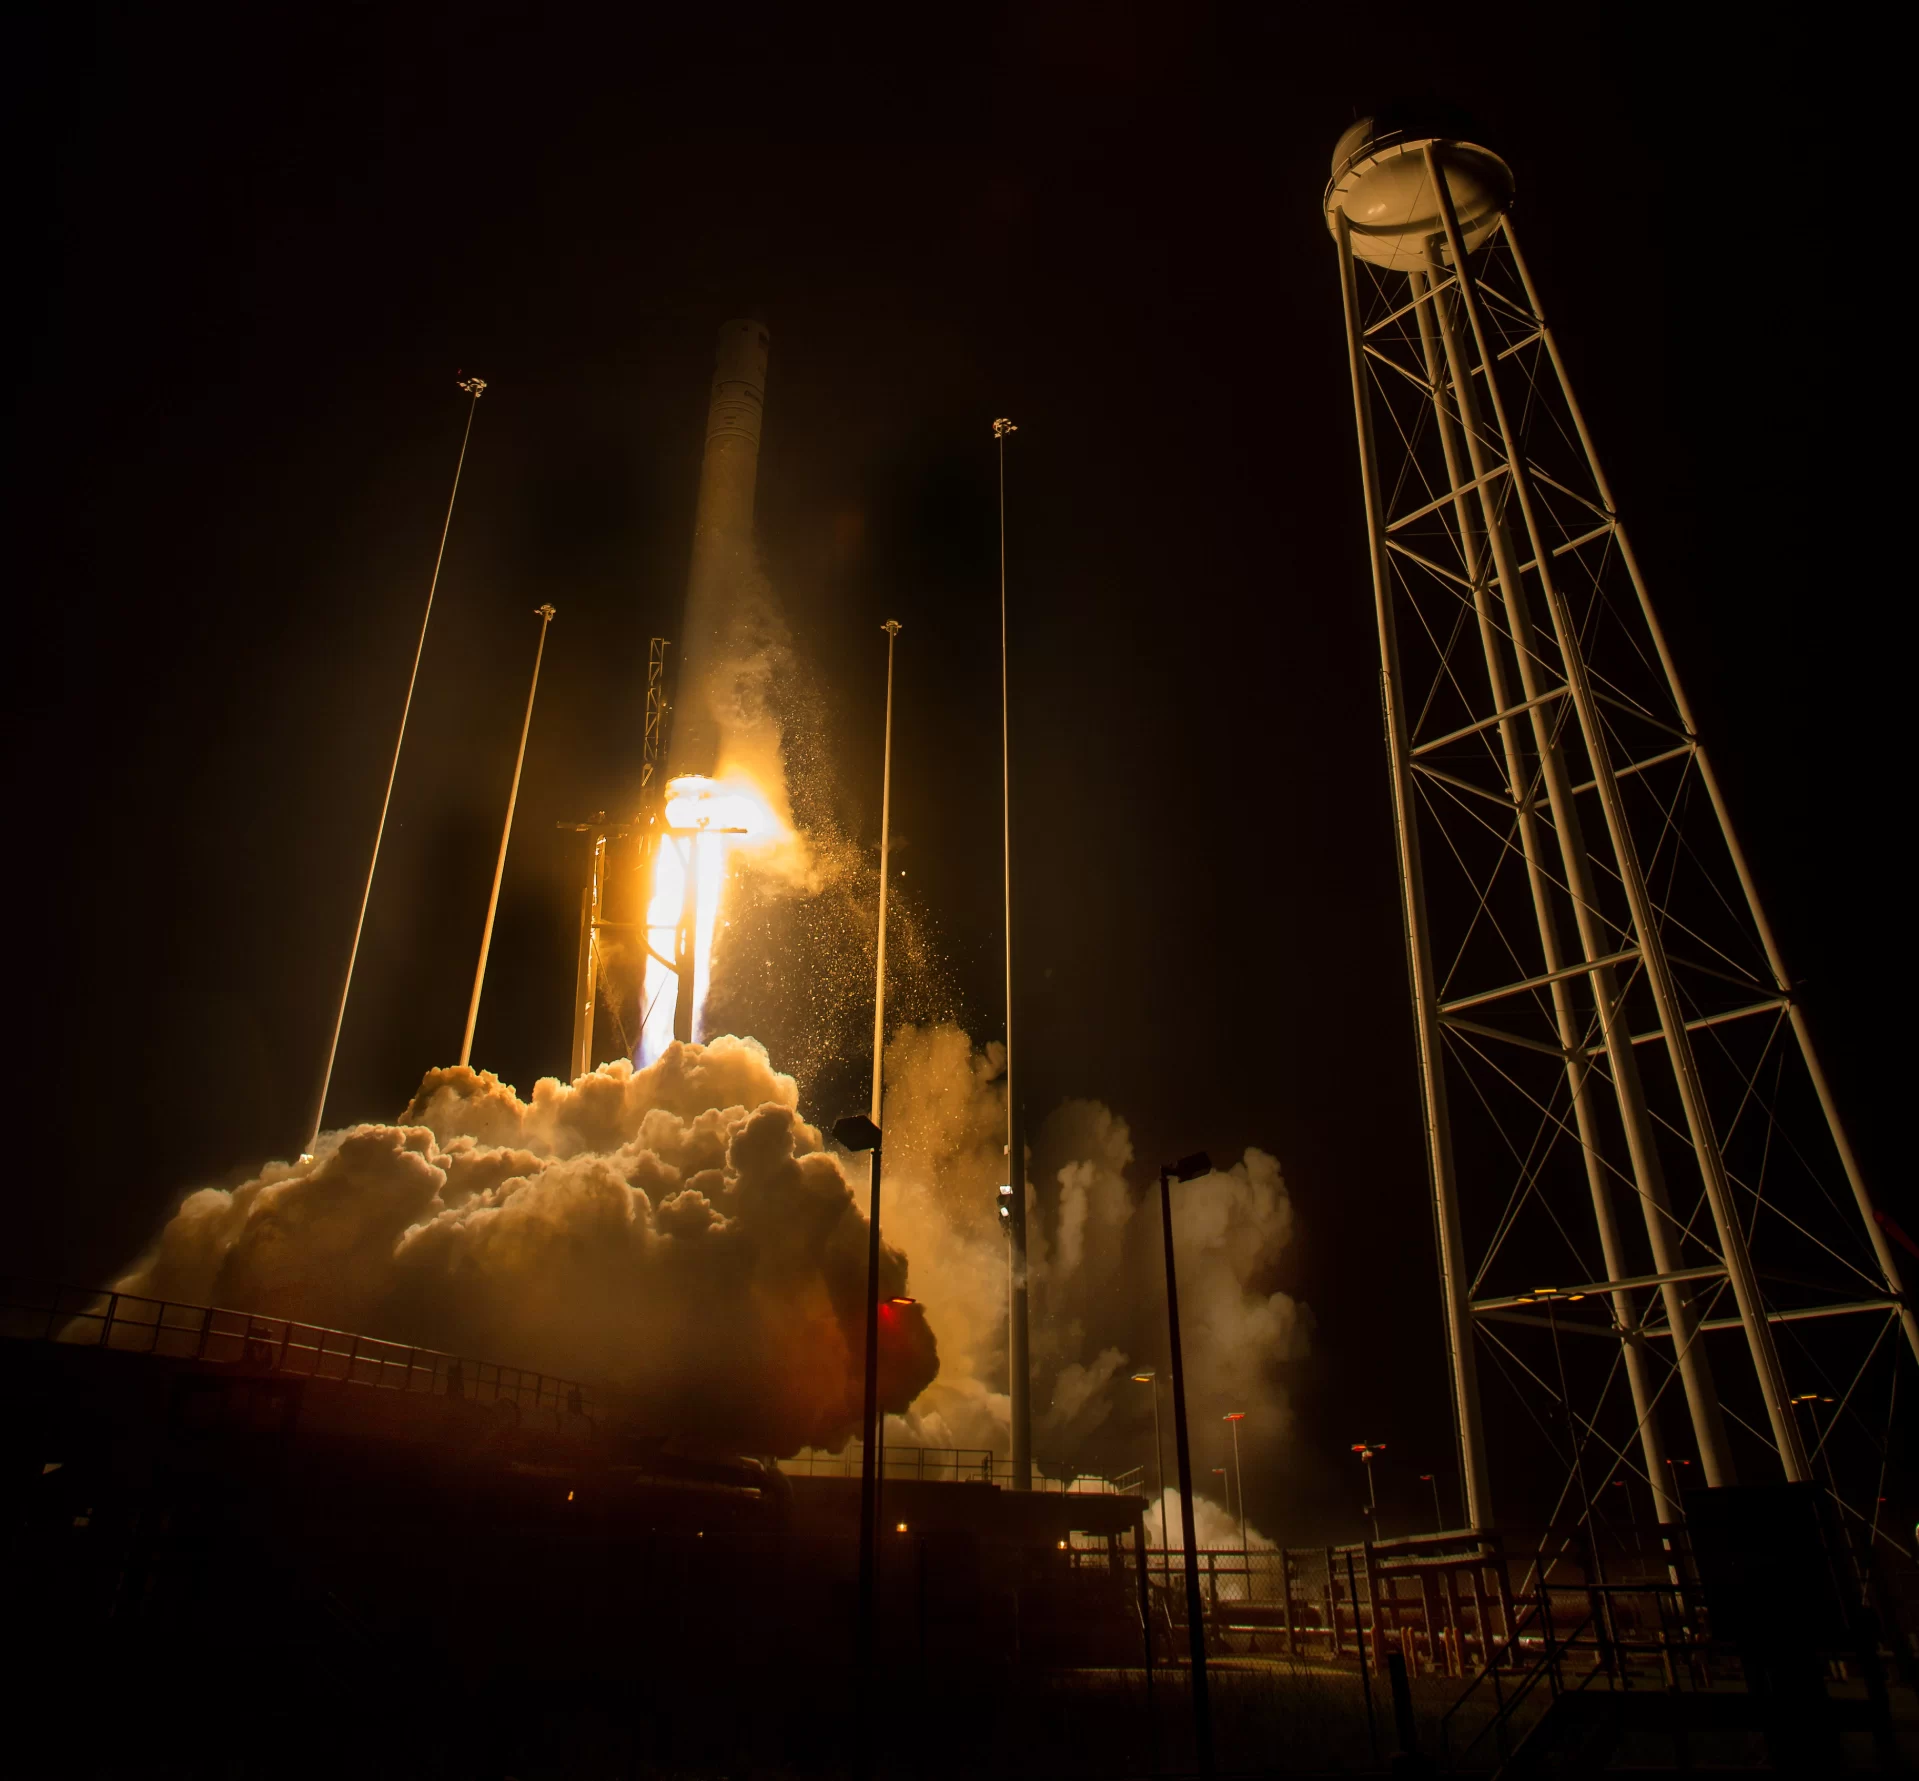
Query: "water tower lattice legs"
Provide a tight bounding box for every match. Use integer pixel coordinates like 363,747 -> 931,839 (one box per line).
1329,131 -> 1908,1535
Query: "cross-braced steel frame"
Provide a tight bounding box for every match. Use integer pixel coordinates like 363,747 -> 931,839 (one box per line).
1332,143 -> 1913,1545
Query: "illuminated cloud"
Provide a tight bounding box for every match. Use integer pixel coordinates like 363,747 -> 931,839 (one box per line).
116,1036 -> 938,1456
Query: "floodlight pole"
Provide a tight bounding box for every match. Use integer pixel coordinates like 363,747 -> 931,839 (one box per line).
1225,1413 -> 1247,1555
460,602 -> 555,1068
1137,1371 -> 1170,1552
994,416 -> 1031,1492
1159,1152 -> 1214,1777
871,621 -> 902,1121
1353,1442 -> 1386,1545
304,374 -> 485,1157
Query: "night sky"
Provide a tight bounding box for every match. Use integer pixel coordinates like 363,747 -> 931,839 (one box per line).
11,5 -> 1900,1540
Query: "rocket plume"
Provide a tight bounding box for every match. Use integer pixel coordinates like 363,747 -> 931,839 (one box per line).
639,772 -> 793,1063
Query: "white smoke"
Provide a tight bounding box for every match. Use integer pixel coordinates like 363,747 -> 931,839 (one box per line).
871,1023 -> 1314,1479
1152,1486 -> 1275,1551
115,1037 -> 938,1456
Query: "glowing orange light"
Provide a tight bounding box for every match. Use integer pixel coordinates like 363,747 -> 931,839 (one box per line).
640,773 -> 790,1061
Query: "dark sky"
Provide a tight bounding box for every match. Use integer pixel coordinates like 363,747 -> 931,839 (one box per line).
11,4 -> 1899,1539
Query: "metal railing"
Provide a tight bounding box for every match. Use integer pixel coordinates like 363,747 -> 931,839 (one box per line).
777,1445 -> 1137,1493
2,1281 -> 592,1416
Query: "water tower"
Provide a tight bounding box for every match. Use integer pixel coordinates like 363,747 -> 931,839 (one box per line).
1325,115 -> 1912,1534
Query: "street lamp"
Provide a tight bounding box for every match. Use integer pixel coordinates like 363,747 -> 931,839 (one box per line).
1224,1412 -> 1247,1555
1351,1442 -> 1387,1543
1520,1286 -> 1603,1586
1158,1149 -> 1215,1778
1789,1392 -> 1841,1498
1418,1472 -> 1443,1533
1133,1371 -> 1170,1552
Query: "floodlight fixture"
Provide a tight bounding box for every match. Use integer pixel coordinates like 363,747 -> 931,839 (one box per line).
834,1113 -> 881,1152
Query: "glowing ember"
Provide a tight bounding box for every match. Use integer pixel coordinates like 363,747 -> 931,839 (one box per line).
639,774 -> 786,1062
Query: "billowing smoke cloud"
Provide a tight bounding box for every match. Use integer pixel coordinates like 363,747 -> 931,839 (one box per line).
1151,1487 -> 1275,1553
116,1037 -> 938,1456
873,1023 -> 1314,1481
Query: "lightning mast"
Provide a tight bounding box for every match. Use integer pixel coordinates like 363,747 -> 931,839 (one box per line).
995,415 -> 1032,1492
459,602 -> 555,1070
304,373 -> 484,1155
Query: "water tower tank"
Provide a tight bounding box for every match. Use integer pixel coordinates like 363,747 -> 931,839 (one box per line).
1324,116 -> 1513,274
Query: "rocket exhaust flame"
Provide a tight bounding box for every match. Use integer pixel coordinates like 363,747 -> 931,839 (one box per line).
640,773 -> 790,1064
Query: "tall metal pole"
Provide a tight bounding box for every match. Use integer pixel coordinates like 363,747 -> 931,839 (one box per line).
1427,152 -> 1807,1481
1226,1413 -> 1246,1554
1159,1155 -> 1214,1777
570,828 -> 606,1077
459,603 -> 555,1069
1137,1372 -> 1170,1550
994,416 -> 1031,1492
304,374 -> 485,1157
1334,211 -> 1491,1529
871,621 -> 902,1122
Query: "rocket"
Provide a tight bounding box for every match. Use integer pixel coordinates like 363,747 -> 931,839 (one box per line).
672,318 -> 770,777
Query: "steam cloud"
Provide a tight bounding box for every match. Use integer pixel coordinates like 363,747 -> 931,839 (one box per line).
116,1037 -> 938,1456
870,1023 -> 1315,1499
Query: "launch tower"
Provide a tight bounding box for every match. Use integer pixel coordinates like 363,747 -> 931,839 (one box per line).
1326,115 -> 1911,1535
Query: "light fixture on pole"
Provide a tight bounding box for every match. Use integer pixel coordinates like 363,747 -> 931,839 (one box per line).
304,373 -> 486,1158
1351,1442 -> 1387,1544
1524,1286 -> 1605,1588
1223,1413 -> 1247,1555
1418,1472 -> 1443,1533
1158,1149 -> 1215,1777
460,601 -> 555,1069
1133,1371 -> 1169,1552
993,415 -> 1031,1493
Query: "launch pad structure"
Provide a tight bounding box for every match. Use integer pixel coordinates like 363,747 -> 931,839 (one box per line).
1325,115 -> 1911,1542
559,318 -> 775,1077
558,635 -> 691,1076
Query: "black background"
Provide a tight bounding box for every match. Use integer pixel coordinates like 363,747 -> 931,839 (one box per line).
8,2 -> 1900,1541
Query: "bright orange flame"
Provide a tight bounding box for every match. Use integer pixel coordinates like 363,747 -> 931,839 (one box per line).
639,774 -> 785,1062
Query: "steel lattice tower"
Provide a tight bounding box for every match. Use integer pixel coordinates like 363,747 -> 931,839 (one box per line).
1326,117 -> 1912,1539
